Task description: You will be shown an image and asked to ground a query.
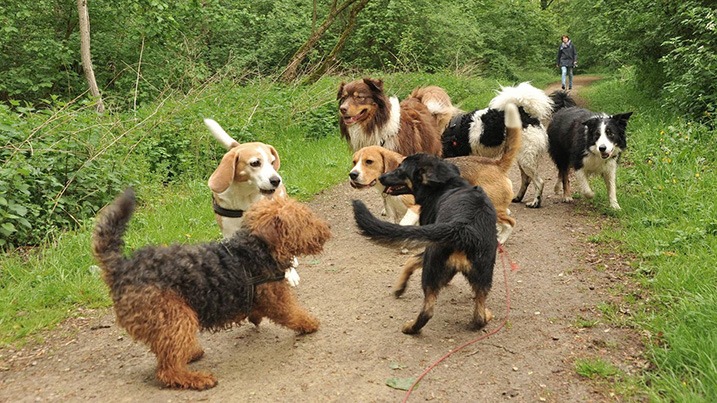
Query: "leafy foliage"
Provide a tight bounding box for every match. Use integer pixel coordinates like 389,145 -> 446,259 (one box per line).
1,0 -> 560,109
565,0 -> 716,120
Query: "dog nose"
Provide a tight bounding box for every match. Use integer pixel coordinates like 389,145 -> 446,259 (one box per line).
349,171 -> 358,180
340,106 -> 348,114
270,176 -> 281,187
598,145 -> 607,152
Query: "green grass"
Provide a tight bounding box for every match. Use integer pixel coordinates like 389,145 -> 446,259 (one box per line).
575,70 -> 717,401
576,357 -> 620,380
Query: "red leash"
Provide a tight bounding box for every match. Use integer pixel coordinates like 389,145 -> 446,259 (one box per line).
402,244 -> 518,402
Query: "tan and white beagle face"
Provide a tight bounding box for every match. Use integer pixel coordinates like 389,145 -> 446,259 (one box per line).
208,142 -> 283,198
205,119 -> 286,238
348,146 -> 403,190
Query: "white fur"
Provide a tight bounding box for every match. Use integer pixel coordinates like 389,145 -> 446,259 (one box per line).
577,139 -> 623,210
204,118 -> 238,149
348,97 -> 401,152
399,207 -> 420,226
489,81 -> 554,121
468,109 -> 493,156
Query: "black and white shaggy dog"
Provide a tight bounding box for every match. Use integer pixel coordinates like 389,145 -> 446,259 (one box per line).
547,93 -> 632,210
352,154 -> 498,334
441,82 -> 554,208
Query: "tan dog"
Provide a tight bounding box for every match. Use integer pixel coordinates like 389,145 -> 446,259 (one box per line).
349,103 -> 522,244
409,85 -> 461,132
205,118 -> 300,286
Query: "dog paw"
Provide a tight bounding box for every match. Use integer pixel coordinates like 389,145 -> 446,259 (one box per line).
161,371 -> 217,390
393,285 -> 407,298
610,202 -> 622,210
470,309 -> 492,330
583,190 -> 595,199
249,313 -> 263,327
562,196 -> 573,203
285,267 -> 300,287
401,320 -> 420,335
526,199 -> 541,208
296,317 -> 320,334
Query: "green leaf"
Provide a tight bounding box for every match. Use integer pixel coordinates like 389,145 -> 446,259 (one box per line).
389,361 -> 407,370
386,377 -> 417,391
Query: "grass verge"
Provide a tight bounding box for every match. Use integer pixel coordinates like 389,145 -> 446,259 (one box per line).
576,69 -> 716,401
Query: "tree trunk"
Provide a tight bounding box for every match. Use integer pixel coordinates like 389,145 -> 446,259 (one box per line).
280,0 -> 359,83
303,0 -> 371,85
76,0 -> 105,113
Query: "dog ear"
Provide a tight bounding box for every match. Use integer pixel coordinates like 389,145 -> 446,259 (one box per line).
208,150 -> 239,193
268,145 -> 281,171
423,162 -> 459,186
252,215 -> 283,252
364,78 -> 384,93
381,148 -> 402,173
611,112 -> 633,129
336,82 -> 346,100
582,117 -> 601,131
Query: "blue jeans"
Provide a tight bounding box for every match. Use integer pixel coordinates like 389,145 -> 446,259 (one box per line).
561,66 -> 574,89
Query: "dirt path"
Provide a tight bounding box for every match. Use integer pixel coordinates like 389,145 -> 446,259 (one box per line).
0,76 -> 643,402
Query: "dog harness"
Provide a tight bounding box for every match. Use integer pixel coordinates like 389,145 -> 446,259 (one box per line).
220,241 -> 287,312
212,196 -> 244,218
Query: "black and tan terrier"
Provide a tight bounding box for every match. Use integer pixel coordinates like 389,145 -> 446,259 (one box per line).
92,189 -> 331,390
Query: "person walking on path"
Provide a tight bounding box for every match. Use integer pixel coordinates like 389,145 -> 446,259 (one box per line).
556,35 -> 578,90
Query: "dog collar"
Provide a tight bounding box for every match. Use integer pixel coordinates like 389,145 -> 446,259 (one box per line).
212,197 -> 244,218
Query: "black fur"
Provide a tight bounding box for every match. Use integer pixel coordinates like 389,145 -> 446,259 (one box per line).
442,107 -> 539,157
352,153 -> 498,333
548,90 -> 577,113
93,189 -> 287,330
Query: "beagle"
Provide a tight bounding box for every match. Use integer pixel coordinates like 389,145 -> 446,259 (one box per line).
205,118 -> 300,285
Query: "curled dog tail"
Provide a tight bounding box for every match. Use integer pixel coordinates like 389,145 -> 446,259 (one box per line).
92,188 -> 136,286
548,90 -> 577,113
489,82 -> 554,121
497,103 -> 523,173
352,200 -> 461,248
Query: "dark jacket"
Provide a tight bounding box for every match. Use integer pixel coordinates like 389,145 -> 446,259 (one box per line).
556,41 -> 577,67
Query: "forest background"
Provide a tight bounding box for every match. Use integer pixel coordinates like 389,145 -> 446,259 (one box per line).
0,0 -> 715,400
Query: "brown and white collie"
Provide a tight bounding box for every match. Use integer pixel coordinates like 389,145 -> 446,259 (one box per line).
336,78 -> 454,156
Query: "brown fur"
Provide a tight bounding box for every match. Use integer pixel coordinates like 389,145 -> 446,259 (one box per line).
337,78 -> 443,156
92,190 -> 330,390
409,85 -> 460,132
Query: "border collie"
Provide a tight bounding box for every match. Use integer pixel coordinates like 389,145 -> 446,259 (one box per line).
547,97 -> 632,210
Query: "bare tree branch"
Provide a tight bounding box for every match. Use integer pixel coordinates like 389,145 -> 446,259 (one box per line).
76,0 -> 105,113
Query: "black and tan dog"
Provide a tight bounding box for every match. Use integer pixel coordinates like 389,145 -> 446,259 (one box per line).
352,154 -> 498,334
92,189 -> 331,390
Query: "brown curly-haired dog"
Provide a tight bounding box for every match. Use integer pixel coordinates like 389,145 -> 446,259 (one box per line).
92,189 -> 331,390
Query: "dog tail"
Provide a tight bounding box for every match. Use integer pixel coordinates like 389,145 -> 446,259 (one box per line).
497,103 -> 523,173
410,86 -> 461,132
548,90 -> 577,113
92,188 -> 135,285
204,118 -> 240,150
353,200 -> 462,248
489,82 -> 553,121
